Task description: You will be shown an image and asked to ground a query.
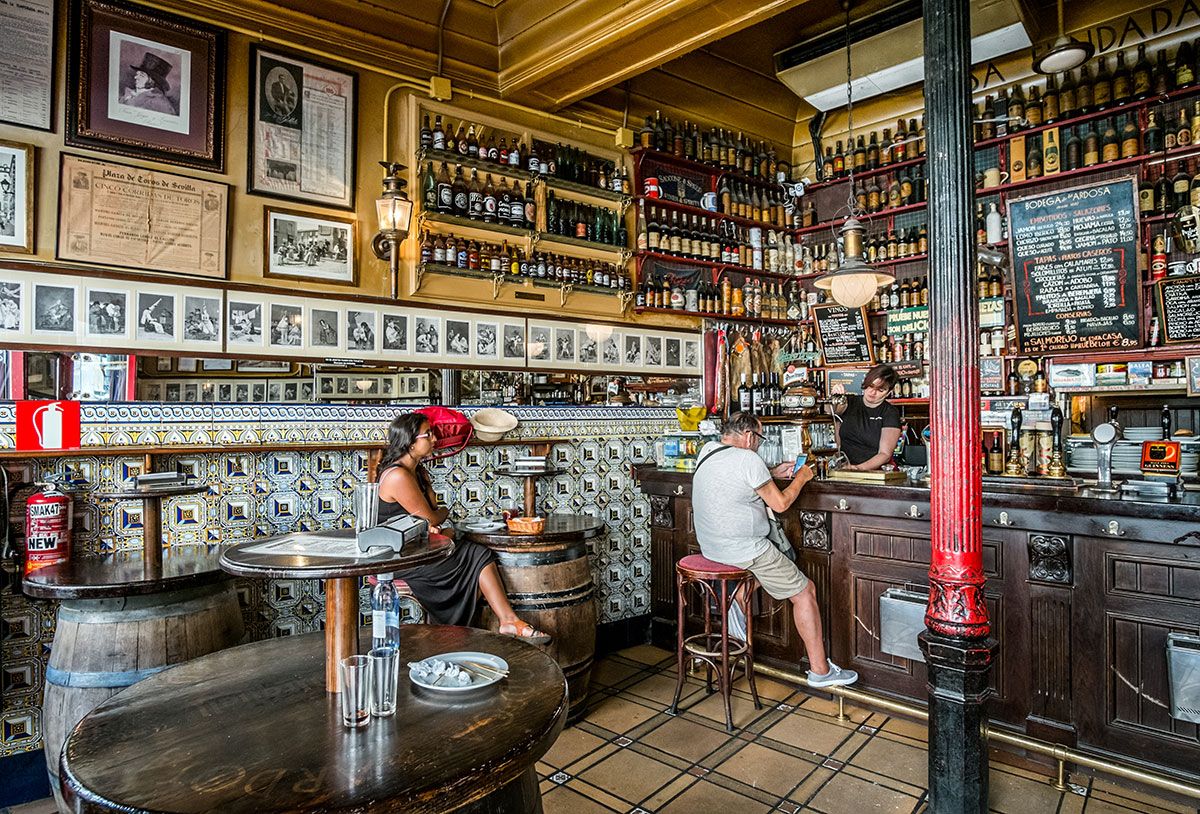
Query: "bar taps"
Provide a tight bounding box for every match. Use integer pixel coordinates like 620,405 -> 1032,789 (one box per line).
1003,406 -> 1026,477
1091,419 -> 1120,492
1162,405 -> 1172,440
1046,406 -> 1068,479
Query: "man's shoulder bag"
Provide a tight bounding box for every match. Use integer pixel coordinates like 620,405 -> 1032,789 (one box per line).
694,444 -> 796,562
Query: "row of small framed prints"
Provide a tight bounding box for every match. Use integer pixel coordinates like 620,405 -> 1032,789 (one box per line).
0,267 -> 702,375
141,374 -> 431,403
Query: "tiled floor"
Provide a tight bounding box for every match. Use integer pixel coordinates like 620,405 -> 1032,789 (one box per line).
6,644 -> 1196,814
537,645 -> 1200,814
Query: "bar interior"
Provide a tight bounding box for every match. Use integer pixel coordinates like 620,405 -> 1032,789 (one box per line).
3,0 -> 1200,811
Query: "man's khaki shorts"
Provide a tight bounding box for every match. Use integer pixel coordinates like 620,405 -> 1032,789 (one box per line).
729,544 -> 810,600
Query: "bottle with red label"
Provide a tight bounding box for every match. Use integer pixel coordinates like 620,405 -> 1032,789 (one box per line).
24,481 -> 73,575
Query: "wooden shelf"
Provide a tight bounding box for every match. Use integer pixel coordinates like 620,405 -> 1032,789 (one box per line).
636,250 -> 802,283
423,211 -> 532,239
632,306 -> 796,326
536,232 -> 626,254
419,148 -> 530,182
418,263 -> 619,297
541,175 -> 628,205
794,200 -> 928,236
635,196 -> 782,230
804,153 -> 928,192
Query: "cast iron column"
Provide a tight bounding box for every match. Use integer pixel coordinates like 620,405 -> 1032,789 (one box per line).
919,0 -> 998,812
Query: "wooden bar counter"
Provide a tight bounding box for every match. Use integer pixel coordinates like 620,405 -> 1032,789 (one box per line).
635,466 -> 1200,784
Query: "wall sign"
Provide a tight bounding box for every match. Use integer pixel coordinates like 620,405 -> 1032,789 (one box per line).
1155,274 -> 1200,344
813,304 -> 873,366
16,400 -> 81,450
1007,178 -> 1141,354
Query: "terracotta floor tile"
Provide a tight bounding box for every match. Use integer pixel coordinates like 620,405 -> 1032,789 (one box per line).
540,783 -> 620,814
789,766 -> 837,806
591,659 -> 645,688
620,644 -> 674,665
564,777 -> 637,812
841,764 -> 926,799
574,746 -> 681,806
763,712 -> 858,757
806,771 -> 921,814
986,769 -> 1067,814
849,736 -> 928,786
878,715 -> 929,743
640,715 -> 732,763
583,695 -> 662,735
733,674 -> 802,702
799,694 -> 874,723
829,732 -> 871,763
641,774 -> 700,810
563,743 -> 620,776
683,686 -> 769,729
657,778 -> 774,814
712,740 -> 819,798
541,725 -> 609,770
624,671 -> 706,706
1089,778 -> 1197,814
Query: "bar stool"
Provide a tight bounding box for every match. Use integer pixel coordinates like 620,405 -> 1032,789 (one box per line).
668,553 -> 762,731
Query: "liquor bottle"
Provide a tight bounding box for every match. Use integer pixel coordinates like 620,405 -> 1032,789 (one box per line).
496,176 -> 512,223
422,161 -> 438,211
751,374 -> 764,414
510,181 -> 526,227
1101,119 -> 1120,163
1093,56 -> 1113,109
1044,128 -> 1061,173
419,114 -> 433,151
853,136 -> 867,172
1178,107 -> 1194,147
907,118 -> 921,160
1059,70 -> 1077,119
1138,172 -> 1156,214
985,202 -> 1003,244
894,119 -> 908,163
1191,101 -> 1200,146
371,574 -> 401,651
1043,75 -> 1060,123
1153,48 -> 1172,96
866,132 -> 880,169
1133,44 -> 1153,99
1025,86 -> 1043,127
832,140 -> 845,177
436,162 -> 453,213
1177,39 -> 1196,88
1155,165 -> 1174,213
451,165 -> 469,216
467,169 -> 483,219
1027,136 -> 1044,177
988,433 -> 1004,474
1190,162 -> 1200,208
1082,121 -> 1100,166
1008,83 -> 1026,128
887,175 -> 902,210
432,114 -> 446,150
482,174 -> 497,223
1076,64 -> 1094,113
452,123 -> 467,154
1173,161 -> 1190,206
1112,50 -> 1132,104
1145,111 -> 1164,153
738,373 -> 752,413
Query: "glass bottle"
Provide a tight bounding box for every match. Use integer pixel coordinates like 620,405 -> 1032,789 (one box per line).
371,574 -> 401,651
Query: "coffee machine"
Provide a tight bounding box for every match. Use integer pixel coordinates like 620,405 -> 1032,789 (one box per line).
779,382 -> 838,475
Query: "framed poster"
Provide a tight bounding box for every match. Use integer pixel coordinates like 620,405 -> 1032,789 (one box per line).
264,207 -> 357,286
248,45 -> 356,209
58,154 -> 229,278
0,0 -> 55,130
66,0 -> 225,171
0,276 -> 26,337
0,140 -> 35,254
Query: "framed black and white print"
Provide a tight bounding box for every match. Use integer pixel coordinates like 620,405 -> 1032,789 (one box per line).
624,335 -> 642,366
554,327 -> 575,363
602,332 -> 621,366
0,278 -> 24,335
34,283 -> 77,335
684,340 -> 699,370
445,319 -> 470,357
578,329 -> 598,364
0,0 -> 55,130
0,141 -> 35,254
502,323 -> 525,361
475,322 -> 498,358
85,287 -> 129,339
268,302 -> 303,347
645,335 -> 662,367
529,325 -> 551,361
665,337 -> 681,368
135,291 -> 175,342
67,0 -> 226,171
249,45 -> 356,209
381,313 -> 407,352
310,307 -> 339,350
227,298 -> 265,347
182,294 -> 221,344
346,307 -> 376,353
414,315 -> 440,355
264,207 -> 357,286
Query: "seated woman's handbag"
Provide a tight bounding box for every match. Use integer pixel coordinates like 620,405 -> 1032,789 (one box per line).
694,445 -> 796,562
415,406 -> 473,458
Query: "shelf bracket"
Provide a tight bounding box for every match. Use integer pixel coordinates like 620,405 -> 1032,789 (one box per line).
415,263 -> 427,291
617,289 -> 635,312
491,271 -> 506,300
559,283 -> 574,307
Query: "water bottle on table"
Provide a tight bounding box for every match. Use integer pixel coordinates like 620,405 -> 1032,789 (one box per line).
371,573 -> 401,650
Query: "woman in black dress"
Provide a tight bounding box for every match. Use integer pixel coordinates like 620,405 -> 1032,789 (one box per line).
376,412 -> 550,643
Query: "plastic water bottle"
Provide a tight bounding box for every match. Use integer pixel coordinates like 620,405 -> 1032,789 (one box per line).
371,573 -> 401,650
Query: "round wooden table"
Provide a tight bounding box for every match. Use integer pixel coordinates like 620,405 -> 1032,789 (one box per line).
463,513 -> 604,721
60,625 -> 568,814
220,528 -> 453,691
93,483 -> 210,572
24,547 -> 242,813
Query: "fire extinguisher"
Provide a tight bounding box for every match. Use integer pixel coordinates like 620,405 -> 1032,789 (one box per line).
24,480 -> 73,576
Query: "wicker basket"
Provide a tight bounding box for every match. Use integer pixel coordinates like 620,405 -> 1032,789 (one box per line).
506,516 -> 546,534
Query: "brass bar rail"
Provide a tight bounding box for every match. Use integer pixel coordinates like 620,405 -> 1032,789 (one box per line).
754,663 -> 1200,801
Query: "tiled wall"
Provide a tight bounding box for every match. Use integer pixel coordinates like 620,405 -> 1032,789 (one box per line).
0,404 -> 674,759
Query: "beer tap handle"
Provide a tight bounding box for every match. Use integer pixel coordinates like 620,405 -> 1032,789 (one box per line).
1051,406 -> 1064,454
1161,405 -> 1172,439
1010,406 -> 1023,448
1108,404 -> 1119,424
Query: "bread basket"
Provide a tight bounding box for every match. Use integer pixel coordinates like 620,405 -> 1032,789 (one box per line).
506,516 -> 546,534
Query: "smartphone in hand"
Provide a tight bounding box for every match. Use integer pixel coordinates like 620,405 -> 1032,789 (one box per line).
792,453 -> 809,475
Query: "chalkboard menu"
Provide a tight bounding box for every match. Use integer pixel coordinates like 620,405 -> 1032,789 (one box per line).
813,304 -> 873,366
640,156 -> 709,208
1156,275 -> 1200,344
1007,178 -> 1141,354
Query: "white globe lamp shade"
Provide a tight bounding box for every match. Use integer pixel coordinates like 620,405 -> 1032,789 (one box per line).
829,273 -> 880,309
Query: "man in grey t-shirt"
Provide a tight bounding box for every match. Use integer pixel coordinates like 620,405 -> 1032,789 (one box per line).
692,412 -> 857,688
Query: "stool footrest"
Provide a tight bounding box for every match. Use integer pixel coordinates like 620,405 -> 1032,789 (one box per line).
684,633 -> 748,659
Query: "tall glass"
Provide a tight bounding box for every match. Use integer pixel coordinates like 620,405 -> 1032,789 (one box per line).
368,646 -> 400,717
355,484 -> 380,532
339,655 -> 372,728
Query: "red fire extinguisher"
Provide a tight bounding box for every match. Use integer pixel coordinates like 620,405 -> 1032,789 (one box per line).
25,481 -> 73,575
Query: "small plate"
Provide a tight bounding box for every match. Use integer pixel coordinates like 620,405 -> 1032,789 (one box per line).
462,520 -> 505,533
409,651 -> 509,693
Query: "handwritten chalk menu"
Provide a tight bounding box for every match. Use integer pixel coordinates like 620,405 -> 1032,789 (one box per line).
1156,275 -> 1200,344
1007,178 -> 1141,354
813,304 -> 873,366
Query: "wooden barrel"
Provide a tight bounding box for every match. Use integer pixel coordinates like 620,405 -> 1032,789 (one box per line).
484,538 -> 597,722
42,581 -> 243,812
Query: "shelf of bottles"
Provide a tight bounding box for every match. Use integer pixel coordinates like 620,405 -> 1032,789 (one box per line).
415,110 -> 632,304
633,270 -> 802,326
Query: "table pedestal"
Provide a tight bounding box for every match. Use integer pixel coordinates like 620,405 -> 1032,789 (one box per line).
140,497 -> 163,571
324,577 -> 360,692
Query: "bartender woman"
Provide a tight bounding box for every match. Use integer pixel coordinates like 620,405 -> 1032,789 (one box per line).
831,364 -> 902,471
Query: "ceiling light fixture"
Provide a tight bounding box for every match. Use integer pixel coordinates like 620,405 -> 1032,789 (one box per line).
1032,0 -> 1093,75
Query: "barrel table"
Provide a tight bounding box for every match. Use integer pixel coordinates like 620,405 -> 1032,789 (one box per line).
23,547 -> 242,813
463,512 -> 604,722
219,528 -> 453,691
93,482 -> 210,572
60,625 -> 568,813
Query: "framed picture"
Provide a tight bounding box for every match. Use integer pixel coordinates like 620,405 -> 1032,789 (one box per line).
155,356 -> 172,371
177,357 -> 197,372
381,313 -> 407,353
578,329 -> 598,365
66,0 -> 226,171
644,335 -> 663,367
414,315 -> 440,355
135,291 -> 176,342
623,335 -> 642,366
310,307 -> 340,351
181,293 -> 222,345
601,332 -> 621,367
0,141 -> 35,254
1188,356 -> 1200,398
346,307 -> 377,354
33,282 -> 78,336
475,322 -> 498,359
528,325 -> 551,362
201,357 -> 232,371
554,327 -> 575,363
248,46 -> 356,210
0,277 -> 25,336
237,360 -> 290,373
665,337 -> 681,368
268,301 -> 303,348
264,207 -> 357,286
227,297 -> 265,348
683,339 -> 699,371
84,286 -> 130,340
0,0 -> 55,130
502,323 -> 525,361
445,319 -> 471,358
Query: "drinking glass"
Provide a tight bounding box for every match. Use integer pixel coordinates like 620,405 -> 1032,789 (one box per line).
339,655 -> 372,728
354,484 -> 380,533
368,646 -> 399,717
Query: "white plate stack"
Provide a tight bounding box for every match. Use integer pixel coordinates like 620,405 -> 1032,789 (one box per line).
508,454 -> 549,473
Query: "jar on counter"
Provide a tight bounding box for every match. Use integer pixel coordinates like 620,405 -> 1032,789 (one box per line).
1035,421 -> 1053,475
1020,428 -> 1038,475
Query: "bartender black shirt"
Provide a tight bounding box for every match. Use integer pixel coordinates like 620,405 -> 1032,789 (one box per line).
839,394 -> 902,465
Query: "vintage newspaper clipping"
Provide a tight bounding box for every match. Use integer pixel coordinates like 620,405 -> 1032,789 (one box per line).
58,154 -> 227,278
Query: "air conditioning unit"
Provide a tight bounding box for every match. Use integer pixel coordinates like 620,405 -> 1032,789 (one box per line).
775,0 -> 1032,111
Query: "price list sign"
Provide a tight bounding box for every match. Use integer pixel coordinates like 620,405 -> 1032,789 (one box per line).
1007,178 -> 1141,354
1155,275 -> 1200,344
813,304 -> 874,366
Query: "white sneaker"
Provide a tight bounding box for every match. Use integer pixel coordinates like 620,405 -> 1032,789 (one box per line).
807,661 -> 859,688
725,602 -> 748,642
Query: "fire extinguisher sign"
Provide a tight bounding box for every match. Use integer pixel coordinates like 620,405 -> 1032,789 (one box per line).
16,400 -> 81,451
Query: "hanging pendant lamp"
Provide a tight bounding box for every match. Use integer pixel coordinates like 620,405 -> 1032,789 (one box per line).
1032,0 -> 1093,74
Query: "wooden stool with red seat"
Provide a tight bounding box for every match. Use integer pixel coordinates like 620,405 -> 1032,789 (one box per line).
668,553 -> 762,731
